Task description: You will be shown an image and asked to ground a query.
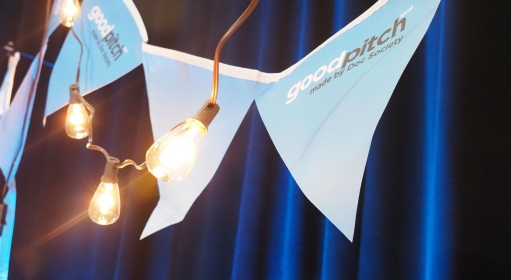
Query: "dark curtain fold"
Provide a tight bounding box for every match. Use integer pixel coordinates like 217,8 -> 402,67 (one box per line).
0,0 -> 510,279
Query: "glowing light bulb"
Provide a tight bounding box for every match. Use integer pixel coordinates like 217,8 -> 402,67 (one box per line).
146,118 -> 207,183
66,103 -> 90,139
89,182 -> 120,225
59,0 -> 80,27
89,157 -> 120,225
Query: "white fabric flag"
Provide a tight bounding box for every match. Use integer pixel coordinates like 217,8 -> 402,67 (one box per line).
0,0 -> 79,179
0,55 -> 40,280
141,0 -> 440,241
44,0 -> 148,119
140,44 -> 276,238
0,52 -> 20,117
0,2 -> 63,276
0,54 -> 40,184
255,0 -> 440,241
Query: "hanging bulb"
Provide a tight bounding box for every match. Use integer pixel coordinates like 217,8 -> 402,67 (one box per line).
89,157 -> 121,225
59,0 -> 80,27
146,119 -> 206,183
146,100 -> 220,183
66,84 -> 90,139
66,103 -> 89,139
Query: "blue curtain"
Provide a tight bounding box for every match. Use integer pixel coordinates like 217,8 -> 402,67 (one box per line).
1,0 -> 510,279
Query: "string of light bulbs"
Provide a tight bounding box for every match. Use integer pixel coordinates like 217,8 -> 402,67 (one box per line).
59,0 -> 259,225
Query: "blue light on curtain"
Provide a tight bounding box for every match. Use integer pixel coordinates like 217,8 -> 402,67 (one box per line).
423,1 -> 453,279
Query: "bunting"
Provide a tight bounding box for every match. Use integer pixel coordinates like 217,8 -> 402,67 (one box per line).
141,0 -> 441,241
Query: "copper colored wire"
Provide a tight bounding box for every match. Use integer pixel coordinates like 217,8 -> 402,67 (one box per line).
209,0 -> 259,105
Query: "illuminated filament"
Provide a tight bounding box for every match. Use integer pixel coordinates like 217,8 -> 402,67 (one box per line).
146,119 -> 207,183
88,182 -> 120,225
65,103 -> 89,139
60,0 -> 79,27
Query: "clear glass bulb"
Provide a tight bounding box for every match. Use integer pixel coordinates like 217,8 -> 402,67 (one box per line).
66,103 -> 90,139
88,182 -> 120,225
59,0 -> 80,27
146,118 -> 207,183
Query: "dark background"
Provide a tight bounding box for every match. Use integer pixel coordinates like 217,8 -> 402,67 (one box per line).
1,0 -> 511,279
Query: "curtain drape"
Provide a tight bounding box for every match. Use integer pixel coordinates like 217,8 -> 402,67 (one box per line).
1,0 -> 510,279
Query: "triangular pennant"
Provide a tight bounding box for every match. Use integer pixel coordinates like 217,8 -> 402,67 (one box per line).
140,44 -> 274,238
255,0 -> 440,241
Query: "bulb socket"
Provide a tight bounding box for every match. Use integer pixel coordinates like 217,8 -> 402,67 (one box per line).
191,100 -> 220,129
69,83 -> 80,104
101,157 -> 120,184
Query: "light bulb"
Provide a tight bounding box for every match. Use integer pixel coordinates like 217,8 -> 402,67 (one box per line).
89,182 -> 120,225
66,84 -> 90,139
89,157 -> 120,225
65,103 -> 90,139
59,0 -> 80,27
146,119 -> 207,183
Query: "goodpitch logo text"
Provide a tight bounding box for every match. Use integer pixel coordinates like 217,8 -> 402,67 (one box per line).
88,6 -> 128,67
286,16 -> 408,104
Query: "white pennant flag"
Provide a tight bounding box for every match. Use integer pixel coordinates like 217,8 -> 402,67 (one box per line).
0,55 -> 40,279
255,0 -> 440,241
0,2 -> 63,275
140,44 -> 276,238
0,52 -> 20,117
141,0 -> 440,241
44,0 -> 148,119
0,0 -> 64,182
0,55 -> 40,186
0,0 -> 60,119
